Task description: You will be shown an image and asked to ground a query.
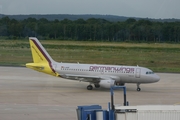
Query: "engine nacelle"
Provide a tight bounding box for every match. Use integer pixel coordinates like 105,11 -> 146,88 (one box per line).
99,80 -> 115,88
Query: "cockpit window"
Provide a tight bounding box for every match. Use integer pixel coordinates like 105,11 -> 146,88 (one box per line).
146,71 -> 154,74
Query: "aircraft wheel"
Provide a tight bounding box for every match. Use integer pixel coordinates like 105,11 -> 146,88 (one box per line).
94,84 -> 100,88
87,85 -> 93,90
137,88 -> 141,91
137,83 -> 141,91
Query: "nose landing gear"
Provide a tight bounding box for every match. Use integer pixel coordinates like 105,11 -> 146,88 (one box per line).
137,83 -> 141,91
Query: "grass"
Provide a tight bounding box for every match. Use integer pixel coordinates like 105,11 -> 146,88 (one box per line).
0,39 -> 180,72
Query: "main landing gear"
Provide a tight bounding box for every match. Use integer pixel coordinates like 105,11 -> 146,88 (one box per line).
115,82 -> 125,86
137,83 -> 141,91
87,85 -> 93,90
87,84 -> 100,90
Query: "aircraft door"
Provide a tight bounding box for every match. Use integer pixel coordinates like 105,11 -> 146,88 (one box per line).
135,68 -> 141,78
101,68 -> 104,74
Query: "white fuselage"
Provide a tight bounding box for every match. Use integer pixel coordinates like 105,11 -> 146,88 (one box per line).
54,63 -> 160,84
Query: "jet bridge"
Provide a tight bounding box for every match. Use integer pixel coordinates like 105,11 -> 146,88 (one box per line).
76,86 -> 180,120
76,86 -> 128,120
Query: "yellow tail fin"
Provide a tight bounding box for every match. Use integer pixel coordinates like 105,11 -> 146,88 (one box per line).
29,37 -> 54,63
26,37 -> 59,76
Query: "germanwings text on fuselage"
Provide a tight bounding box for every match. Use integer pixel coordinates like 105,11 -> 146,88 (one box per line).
89,66 -> 134,73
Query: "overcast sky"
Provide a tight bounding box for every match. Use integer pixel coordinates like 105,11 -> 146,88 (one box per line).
0,0 -> 180,19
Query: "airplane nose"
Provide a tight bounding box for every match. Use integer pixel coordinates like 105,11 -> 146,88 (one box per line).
153,74 -> 160,82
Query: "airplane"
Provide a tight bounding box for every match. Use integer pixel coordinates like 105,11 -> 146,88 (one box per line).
26,37 -> 160,91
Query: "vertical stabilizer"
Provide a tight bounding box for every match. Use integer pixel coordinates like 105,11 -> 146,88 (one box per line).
26,37 -> 59,76
29,37 -> 55,63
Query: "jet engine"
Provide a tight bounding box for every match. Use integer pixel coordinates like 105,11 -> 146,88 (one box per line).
99,79 -> 115,88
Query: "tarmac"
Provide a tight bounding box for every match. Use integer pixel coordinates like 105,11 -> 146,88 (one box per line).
0,66 -> 180,120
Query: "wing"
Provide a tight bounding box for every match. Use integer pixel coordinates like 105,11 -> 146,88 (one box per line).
60,74 -> 101,82
60,74 -> 118,83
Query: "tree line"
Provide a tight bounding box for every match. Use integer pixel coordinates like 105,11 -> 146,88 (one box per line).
0,16 -> 180,42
